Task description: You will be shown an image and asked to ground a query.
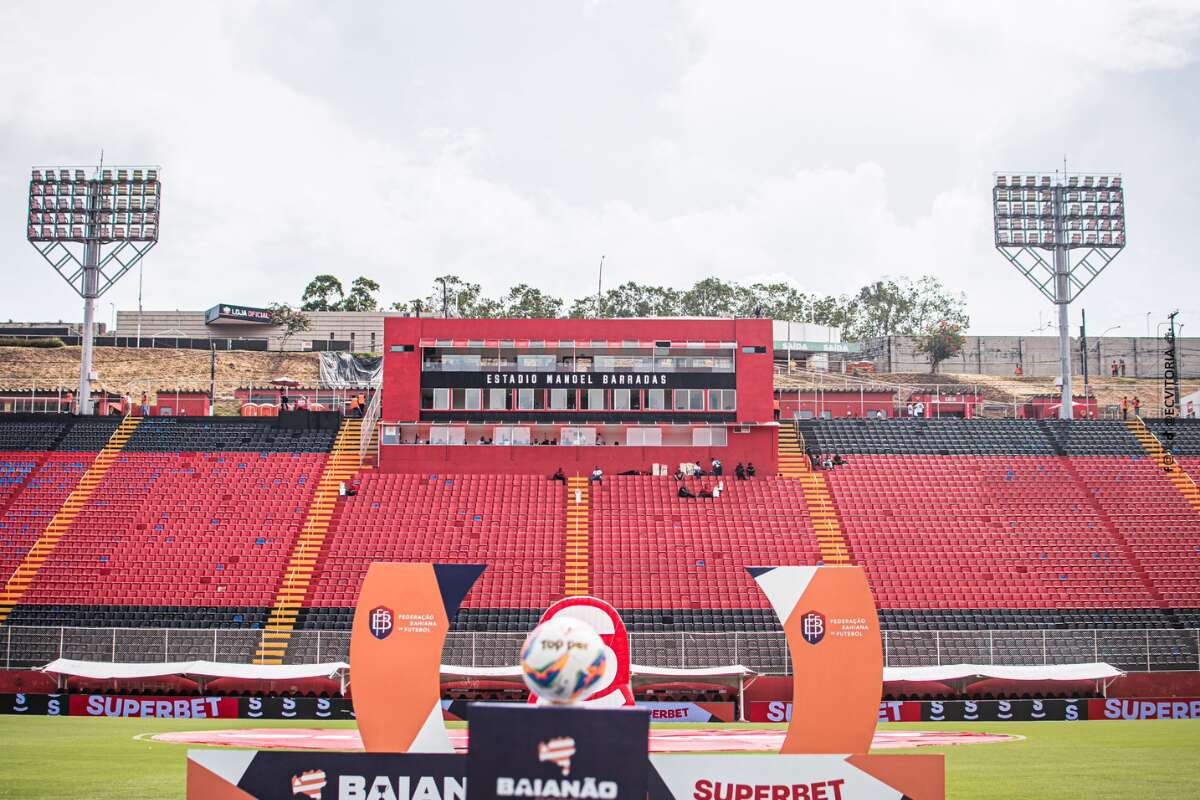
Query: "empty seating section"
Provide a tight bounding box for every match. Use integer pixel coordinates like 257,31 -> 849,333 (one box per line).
54,419 -> 120,451
1148,419 -> 1200,455
823,455 -> 1157,610
125,417 -> 336,453
589,477 -> 821,611
1040,420 -> 1144,456
803,419 -> 1056,455
14,451 -> 326,625
306,474 -> 565,626
0,453 -> 40,509
1069,457 -> 1200,608
0,414 -> 1196,660
0,419 -> 69,451
0,454 -> 93,584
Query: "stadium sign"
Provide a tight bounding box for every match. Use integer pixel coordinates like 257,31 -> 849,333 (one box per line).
421,371 -> 736,390
205,303 -> 275,325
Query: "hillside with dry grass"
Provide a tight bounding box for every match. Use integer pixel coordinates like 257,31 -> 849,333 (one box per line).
0,346 -> 322,413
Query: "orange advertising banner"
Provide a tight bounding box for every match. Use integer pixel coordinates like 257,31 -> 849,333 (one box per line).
349,562 -> 484,753
749,566 -> 883,755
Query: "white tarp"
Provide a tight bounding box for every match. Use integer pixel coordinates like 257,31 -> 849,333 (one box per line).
40,659 -> 348,682
883,662 -> 1124,683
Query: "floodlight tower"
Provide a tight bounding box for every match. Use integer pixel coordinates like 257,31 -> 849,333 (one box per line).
992,170 -> 1126,419
26,165 -> 161,415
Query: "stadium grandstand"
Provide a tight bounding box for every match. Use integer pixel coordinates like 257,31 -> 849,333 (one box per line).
0,316 -> 1197,688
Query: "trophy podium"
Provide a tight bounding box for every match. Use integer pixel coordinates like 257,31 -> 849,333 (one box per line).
187,564 -> 943,800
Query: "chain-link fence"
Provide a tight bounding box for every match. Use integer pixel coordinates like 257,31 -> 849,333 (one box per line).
4,627 -> 1198,674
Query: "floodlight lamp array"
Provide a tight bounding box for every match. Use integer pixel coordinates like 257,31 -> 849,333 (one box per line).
992,173 -> 1124,249
27,166 -> 160,244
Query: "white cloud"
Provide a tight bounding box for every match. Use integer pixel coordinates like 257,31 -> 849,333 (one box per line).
0,1 -> 1197,334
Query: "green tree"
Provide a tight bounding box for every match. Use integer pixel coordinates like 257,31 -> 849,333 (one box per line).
267,303 -> 311,351
419,275 -> 487,317
734,282 -> 810,319
842,275 -> 969,342
500,284 -> 564,318
341,277 -> 381,312
300,275 -> 345,311
680,277 -> 738,317
917,320 -> 966,374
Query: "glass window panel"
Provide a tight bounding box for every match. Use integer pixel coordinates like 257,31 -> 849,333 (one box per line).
561,426 -> 596,446
488,388 -> 508,410
587,389 -> 606,410
518,354 -> 555,371
465,388 -> 482,410
613,389 -> 631,410
518,389 -> 534,410
433,388 -> 450,410
550,388 -> 568,410
648,389 -> 665,410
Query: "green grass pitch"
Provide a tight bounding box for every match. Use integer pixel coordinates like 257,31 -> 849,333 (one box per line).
0,717 -> 1198,799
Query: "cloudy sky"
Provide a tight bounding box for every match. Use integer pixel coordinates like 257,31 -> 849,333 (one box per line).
2,1 -> 1198,335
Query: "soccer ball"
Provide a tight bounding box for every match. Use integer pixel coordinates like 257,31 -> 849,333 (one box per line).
520,616 -> 608,704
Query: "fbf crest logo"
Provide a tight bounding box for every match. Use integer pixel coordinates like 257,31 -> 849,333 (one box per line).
291,769 -> 327,799
538,736 -> 577,776
800,610 -> 826,645
369,605 -> 394,640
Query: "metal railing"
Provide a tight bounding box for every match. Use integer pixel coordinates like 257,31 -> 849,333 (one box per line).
358,385 -> 382,465
4,627 -> 1198,674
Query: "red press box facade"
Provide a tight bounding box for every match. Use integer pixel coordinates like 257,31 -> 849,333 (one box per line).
380,317 -> 777,475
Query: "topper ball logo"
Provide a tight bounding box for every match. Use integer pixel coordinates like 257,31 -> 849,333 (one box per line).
801,610 -> 826,645
369,605 -> 394,640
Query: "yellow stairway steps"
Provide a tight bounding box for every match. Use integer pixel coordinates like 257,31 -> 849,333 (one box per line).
254,418 -> 363,664
564,476 -> 590,596
1126,418 -> 1200,511
778,425 -> 852,565
0,416 -> 141,624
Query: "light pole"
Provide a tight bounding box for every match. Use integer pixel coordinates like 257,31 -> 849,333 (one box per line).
1098,325 -> 1120,376
992,170 -> 1126,418
27,165 -> 160,414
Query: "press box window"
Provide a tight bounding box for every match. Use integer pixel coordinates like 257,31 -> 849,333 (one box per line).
626,427 -> 662,446
674,389 -> 704,411
742,345 -> 767,354
707,389 -> 737,411
692,427 -> 728,446
430,426 -> 466,445
647,389 -> 665,410
488,388 -> 508,410
433,388 -> 450,410
381,425 -> 400,446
